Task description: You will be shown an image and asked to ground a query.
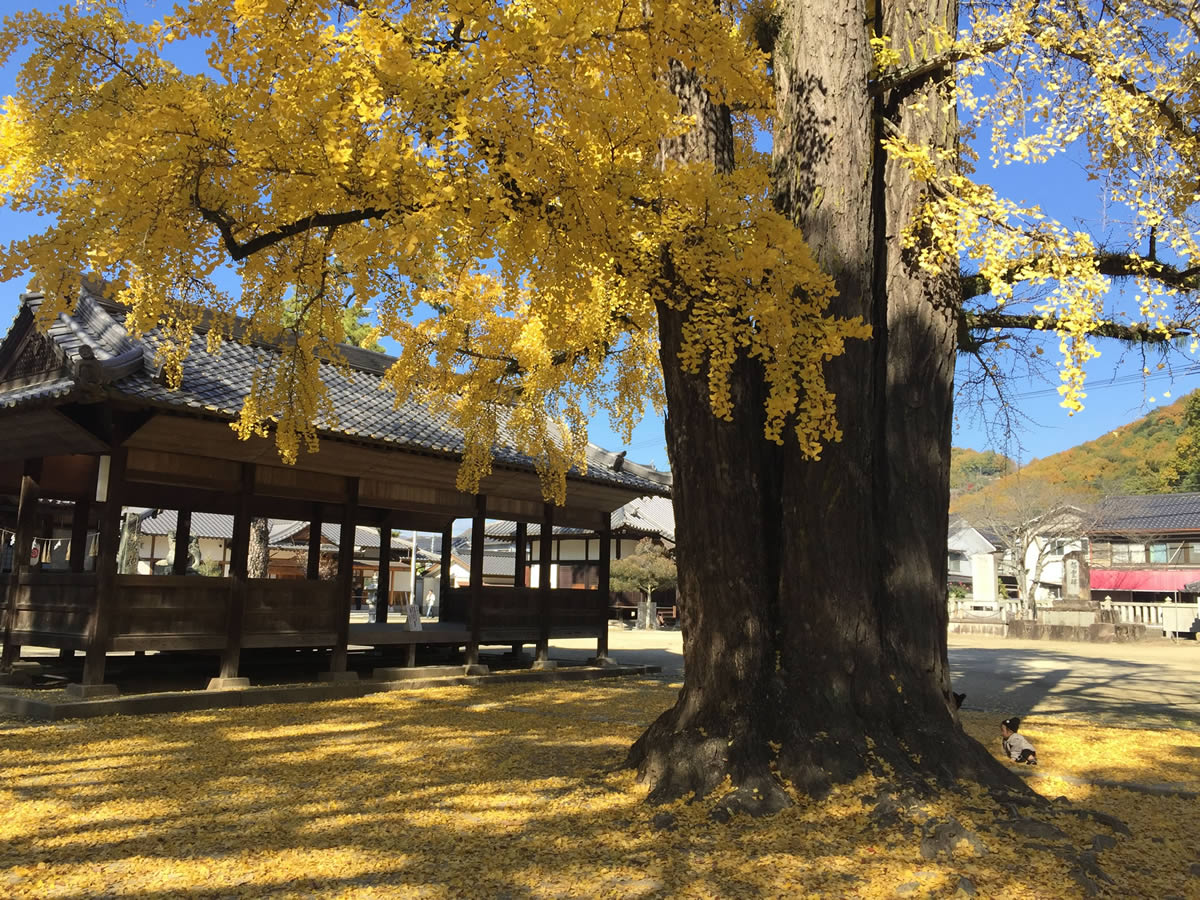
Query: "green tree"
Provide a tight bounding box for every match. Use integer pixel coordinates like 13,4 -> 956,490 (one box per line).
950,448 -> 1015,494
610,539 -> 677,631
340,303 -> 383,352
284,296 -> 382,352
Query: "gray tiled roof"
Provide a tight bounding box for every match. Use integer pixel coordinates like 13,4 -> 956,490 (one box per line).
484,522 -> 590,539
485,495 -> 675,541
1093,493 -> 1200,532
136,508 -> 435,555
445,546 -> 525,576
8,285 -> 669,497
483,554 -> 520,577
137,509 -> 235,540
0,377 -> 75,408
613,495 -> 674,541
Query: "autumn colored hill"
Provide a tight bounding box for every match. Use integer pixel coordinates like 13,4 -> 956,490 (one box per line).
950,391 -> 1195,514
949,448 -> 1016,499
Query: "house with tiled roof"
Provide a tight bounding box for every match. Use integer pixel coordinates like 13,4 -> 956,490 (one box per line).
0,281 -> 669,692
946,514 -> 997,593
481,495 -> 678,623
1003,494 -> 1200,643
134,509 -> 441,607
1089,492 -> 1200,595
483,495 -> 675,584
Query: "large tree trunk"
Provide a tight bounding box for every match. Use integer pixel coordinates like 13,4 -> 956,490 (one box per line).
248,517 -> 270,579
628,0 -> 1029,810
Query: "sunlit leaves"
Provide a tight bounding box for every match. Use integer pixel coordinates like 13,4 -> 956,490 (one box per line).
879,0 -> 1200,414
0,0 -> 866,495
0,684 -> 1194,897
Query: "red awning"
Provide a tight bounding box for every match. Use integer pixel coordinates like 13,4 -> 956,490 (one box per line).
1090,569 -> 1200,592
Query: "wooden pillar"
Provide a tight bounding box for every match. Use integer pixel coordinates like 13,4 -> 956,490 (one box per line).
218,464 -> 254,681
376,515 -> 392,624
536,503 -> 554,663
330,478 -> 359,672
171,509 -> 192,576
82,451 -> 124,686
509,521 -> 527,659
306,506 -> 323,581
1,460 -> 43,668
439,524 -> 452,599
467,494 -> 486,666
61,489 -> 92,662
596,525 -> 612,661
59,476 -> 93,659
408,529 -> 417,605
514,522 -> 527,588
69,494 -> 91,575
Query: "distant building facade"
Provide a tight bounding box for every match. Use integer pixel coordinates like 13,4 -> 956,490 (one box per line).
1088,493 -> 1200,605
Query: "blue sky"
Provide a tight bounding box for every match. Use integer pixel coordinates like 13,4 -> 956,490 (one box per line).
0,2 -> 1190,473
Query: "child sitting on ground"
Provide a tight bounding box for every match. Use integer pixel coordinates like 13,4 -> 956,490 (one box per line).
1001,717 -> 1038,765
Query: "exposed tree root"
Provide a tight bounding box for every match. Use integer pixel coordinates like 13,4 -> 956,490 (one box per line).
627,692 -> 1039,816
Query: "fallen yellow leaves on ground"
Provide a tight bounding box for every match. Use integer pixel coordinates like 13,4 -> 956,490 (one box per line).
0,680 -> 1196,898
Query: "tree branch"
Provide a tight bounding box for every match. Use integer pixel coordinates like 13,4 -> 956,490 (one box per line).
961,253 -> 1200,302
961,310 -> 1192,345
194,204 -> 393,261
871,37 -> 1012,96
1054,41 -> 1197,143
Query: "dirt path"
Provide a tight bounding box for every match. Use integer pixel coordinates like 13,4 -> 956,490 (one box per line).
552,628 -> 1200,726
945,633 -> 1200,726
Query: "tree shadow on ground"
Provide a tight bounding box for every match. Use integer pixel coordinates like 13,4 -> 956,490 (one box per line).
948,645 -> 1200,728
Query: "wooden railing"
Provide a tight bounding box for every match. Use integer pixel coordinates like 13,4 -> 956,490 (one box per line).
243,579 -> 339,647
11,573 -> 602,652
111,576 -> 344,650
549,587 -> 607,628
112,575 -> 230,649
441,586 -> 607,631
8,572 -> 95,646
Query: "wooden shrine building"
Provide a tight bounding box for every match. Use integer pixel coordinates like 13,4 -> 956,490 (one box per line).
0,285 -> 671,693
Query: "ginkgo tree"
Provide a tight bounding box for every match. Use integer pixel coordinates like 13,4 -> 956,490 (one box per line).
1,0 -> 1198,813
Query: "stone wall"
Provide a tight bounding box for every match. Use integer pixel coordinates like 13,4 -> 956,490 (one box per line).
1006,619 -> 1154,643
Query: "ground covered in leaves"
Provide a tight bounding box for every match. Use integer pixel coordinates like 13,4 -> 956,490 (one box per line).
1,679 -> 1197,898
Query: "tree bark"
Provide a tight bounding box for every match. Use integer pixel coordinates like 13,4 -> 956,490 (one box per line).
627,0 -> 1029,811
248,517 -> 270,579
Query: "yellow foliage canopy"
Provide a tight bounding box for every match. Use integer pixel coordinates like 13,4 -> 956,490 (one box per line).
0,0 -> 864,500
2,0 -> 1198,496
892,0 -> 1200,413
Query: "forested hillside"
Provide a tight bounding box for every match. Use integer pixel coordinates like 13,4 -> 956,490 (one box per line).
950,391 -> 1196,513
949,448 -> 1016,498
